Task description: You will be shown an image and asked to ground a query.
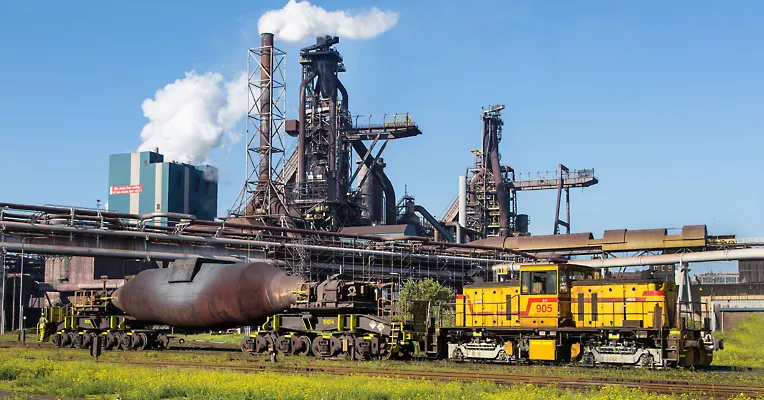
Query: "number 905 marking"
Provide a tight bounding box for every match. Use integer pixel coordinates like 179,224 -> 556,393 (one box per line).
535,304 -> 554,313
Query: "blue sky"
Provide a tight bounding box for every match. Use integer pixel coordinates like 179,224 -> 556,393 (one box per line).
1,1 -> 762,272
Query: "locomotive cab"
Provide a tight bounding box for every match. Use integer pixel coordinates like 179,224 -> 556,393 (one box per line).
517,264 -> 595,328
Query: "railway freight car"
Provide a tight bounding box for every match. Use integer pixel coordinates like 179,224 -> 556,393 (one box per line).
421,263 -> 720,368
241,275 -> 423,360
37,289 -> 170,350
36,259 -> 301,350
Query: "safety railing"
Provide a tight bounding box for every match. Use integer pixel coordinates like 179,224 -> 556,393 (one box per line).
513,168 -> 595,183
72,290 -> 110,310
350,113 -> 416,130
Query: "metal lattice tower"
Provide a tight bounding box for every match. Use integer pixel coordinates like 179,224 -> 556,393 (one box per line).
232,33 -> 287,218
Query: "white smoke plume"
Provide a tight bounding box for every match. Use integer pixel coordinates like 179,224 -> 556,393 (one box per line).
258,0 -> 399,42
137,70 -> 247,164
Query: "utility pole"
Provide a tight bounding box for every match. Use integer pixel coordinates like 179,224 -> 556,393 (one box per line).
18,246 -> 24,334
1,251 -> 6,335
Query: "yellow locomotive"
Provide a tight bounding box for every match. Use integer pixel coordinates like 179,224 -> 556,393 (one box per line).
431,263 -> 718,368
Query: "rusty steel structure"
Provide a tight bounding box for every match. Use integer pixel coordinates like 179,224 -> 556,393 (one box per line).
443,106 -> 598,240
232,35 -> 421,232
231,33 -> 289,223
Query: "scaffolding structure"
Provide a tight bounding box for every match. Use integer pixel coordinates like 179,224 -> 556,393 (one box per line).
231,34 -> 288,221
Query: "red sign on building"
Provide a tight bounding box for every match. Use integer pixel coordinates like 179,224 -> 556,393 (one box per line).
109,184 -> 143,195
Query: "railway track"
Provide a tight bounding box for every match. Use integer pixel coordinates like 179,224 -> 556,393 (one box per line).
4,342 -> 763,398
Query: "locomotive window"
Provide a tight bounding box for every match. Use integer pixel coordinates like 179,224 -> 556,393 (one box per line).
521,271 -> 557,295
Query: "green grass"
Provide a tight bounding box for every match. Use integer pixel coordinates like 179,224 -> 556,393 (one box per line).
0,350 -> 737,400
712,314 -> 764,368
2,345 -> 764,389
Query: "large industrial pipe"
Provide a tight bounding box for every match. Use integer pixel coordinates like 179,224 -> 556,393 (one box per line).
1,203 -> 540,250
414,205 -> 454,243
572,249 -> 764,268
337,78 -> 349,110
458,175 -> 467,229
297,72 -> 316,186
484,115 -> 510,236
327,86 -> 339,201
489,248 -> 764,271
112,261 -> 301,329
1,220 -> 527,264
258,33 -> 274,185
0,242 -> 240,262
335,77 -> 350,201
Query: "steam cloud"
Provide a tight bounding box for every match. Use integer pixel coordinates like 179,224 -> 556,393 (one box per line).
137,71 -> 247,164
258,0 -> 399,42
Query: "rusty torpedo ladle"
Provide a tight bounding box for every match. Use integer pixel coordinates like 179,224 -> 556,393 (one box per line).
111,261 -> 302,329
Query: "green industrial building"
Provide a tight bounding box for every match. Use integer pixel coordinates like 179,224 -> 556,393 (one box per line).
108,150 -> 218,222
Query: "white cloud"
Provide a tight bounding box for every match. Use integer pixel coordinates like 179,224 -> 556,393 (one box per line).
137,71 -> 246,164
258,0 -> 398,42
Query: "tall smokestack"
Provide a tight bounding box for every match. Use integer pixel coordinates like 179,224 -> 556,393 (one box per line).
458,175 -> 467,229
258,33 -> 274,188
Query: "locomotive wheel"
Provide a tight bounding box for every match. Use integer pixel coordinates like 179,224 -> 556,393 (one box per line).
254,335 -> 268,353
275,335 -> 291,354
398,344 -> 414,360
105,333 -> 117,350
119,334 -> 132,350
298,336 -> 312,356
133,333 -> 149,350
66,332 -> 76,348
157,334 -> 169,350
72,333 -> 84,349
240,336 -> 254,353
61,332 -> 72,347
311,337 -> 331,357
52,333 -> 63,348
638,353 -> 655,369
113,333 -> 124,350
452,348 -> 465,362
582,352 -> 595,367
265,335 -> 276,353
329,336 -> 342,356
82,332 -> 94,348
290,336 -> 303,355
354,337 -> 370,360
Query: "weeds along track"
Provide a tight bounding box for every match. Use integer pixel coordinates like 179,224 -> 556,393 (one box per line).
112,359 -> 764,399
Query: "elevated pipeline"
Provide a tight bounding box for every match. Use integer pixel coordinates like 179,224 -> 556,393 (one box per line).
297,71 -> 316,185
490,248 -> 764,271
414,205 -> 454,243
